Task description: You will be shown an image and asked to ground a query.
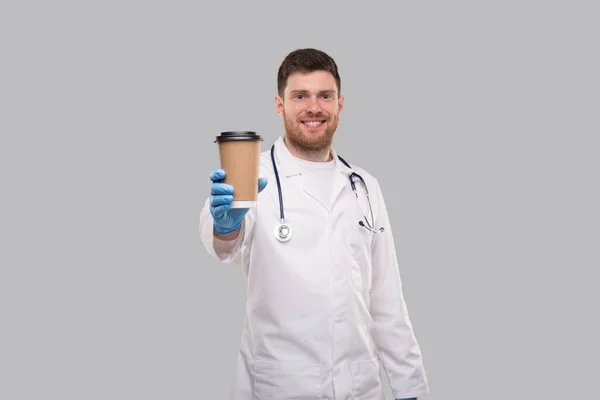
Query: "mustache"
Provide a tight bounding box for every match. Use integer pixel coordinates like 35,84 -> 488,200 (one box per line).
301,112 -> 328,119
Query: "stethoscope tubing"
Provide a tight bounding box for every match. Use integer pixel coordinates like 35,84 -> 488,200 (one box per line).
270,143 -> 383,241
270,145 -> 285,223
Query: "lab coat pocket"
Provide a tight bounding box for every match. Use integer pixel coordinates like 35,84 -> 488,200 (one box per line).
349,230 -> 373,292
253,360 -> 323,400
351,358 -> 384,400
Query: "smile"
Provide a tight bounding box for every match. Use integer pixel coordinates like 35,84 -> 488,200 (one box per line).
301,120 -> 325,128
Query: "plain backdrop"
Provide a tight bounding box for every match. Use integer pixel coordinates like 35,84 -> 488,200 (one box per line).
1,1 -> 598,399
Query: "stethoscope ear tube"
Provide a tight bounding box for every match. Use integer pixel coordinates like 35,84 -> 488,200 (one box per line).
359,220 -> 384,233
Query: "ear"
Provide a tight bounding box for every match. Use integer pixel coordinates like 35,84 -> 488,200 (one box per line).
275,95 -> 284,117
338,95 -> 344,113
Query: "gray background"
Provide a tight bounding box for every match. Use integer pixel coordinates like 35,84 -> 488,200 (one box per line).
1,1 -> 598,399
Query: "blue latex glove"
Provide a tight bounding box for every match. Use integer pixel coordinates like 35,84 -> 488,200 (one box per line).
209,168 -> 267,234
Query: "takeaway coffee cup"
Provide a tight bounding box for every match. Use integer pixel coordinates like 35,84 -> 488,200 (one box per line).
214,131 -> 263,208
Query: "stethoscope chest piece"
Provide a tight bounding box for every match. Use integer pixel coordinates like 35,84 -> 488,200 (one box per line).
274,223 -> 292,243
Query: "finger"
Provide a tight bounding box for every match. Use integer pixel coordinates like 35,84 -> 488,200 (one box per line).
209,169 -> 226,182
211,203 -> 230,217
211,182 -> 234,195
210,194 -> 234,207
257,177 -> 268,193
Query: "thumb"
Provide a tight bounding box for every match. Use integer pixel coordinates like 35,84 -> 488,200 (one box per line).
257,177 -> 268,193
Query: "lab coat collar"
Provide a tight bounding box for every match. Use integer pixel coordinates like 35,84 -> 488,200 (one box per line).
329,144 -> 354,176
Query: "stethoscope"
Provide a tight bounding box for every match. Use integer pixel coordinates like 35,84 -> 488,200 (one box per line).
270,144 -> 384,243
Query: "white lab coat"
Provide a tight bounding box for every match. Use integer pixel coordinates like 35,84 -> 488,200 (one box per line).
199,136 -> 430,399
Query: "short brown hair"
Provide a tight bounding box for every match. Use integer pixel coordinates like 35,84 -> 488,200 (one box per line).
277,48 -> 341,97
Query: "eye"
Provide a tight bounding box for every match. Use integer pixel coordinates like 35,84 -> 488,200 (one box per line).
321,93 -> 333,100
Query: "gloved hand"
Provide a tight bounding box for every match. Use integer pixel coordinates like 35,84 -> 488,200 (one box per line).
209,168 -> 268,234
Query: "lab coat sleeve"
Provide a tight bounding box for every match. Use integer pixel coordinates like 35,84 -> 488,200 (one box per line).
198,197 -> 250,264
369,179 -> 430,399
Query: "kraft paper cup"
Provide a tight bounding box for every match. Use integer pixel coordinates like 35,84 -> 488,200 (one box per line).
214,131 -> 263,208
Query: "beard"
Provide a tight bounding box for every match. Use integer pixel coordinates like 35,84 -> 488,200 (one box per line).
283,111 -> 339,154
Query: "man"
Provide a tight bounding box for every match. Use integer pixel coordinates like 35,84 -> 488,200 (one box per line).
199,48 -> 430,399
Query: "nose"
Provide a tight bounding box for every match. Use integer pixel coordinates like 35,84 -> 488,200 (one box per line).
306,96 -> 321,114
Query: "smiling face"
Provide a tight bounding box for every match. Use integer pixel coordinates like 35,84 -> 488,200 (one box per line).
275,70 -> 344,159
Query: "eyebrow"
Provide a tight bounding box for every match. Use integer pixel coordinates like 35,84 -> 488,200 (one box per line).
289,89 -> 336,95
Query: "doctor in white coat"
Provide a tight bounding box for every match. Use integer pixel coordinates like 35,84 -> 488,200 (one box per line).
199,48 -> 430,400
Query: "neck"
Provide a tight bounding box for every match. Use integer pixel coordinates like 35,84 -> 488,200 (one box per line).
283,136 -> 333,162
